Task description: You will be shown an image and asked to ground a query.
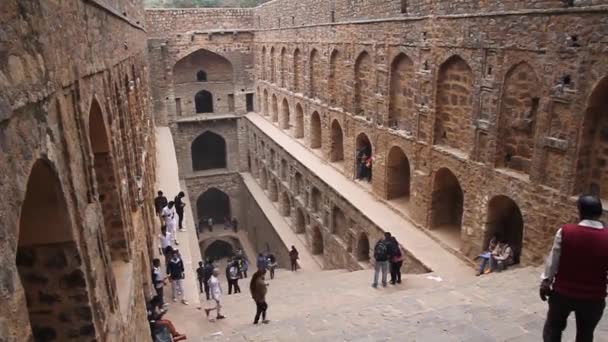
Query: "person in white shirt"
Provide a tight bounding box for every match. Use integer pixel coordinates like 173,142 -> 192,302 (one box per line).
204,269 -> 226,321
159,226 -> 172,262
162,201 -> 179,245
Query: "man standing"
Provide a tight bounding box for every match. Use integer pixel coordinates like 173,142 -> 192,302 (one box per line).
162,202 -> 178,245
196,261 -> 205,294
228,261 -> 241,294
167,250 -> 188,305
204,269 -> 226,321
151,258 -> 166,306
202,259 -> 214,301
372,232 -> 391,288
256,253 -> 268,271
541,195 -> 608,342
154,190 -> 168,224
289,246 -> 299,272
158,226 -> 172,263
207,217 -> 214,232
388,236 -> 403,285
174,191 -> 186,232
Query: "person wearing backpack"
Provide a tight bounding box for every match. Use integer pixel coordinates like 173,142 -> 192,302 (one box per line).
372,232 -> 392,288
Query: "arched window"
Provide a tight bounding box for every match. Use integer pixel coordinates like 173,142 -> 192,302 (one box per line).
197,70 -> 208,82
192,131 -> 227,171
197,188 -> 231,223
195,90 -> 214,113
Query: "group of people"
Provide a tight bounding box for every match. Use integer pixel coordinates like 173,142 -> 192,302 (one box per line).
198,216 -> 239,233
475,237 -> 514,276
155,190 -> 187,246
372,232 -> 404,288
356,145 -> 373,182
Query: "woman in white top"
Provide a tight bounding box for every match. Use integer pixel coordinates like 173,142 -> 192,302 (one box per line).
204,269 -> 225,320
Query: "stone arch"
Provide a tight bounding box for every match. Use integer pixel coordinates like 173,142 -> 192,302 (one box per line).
191,131 -> 227,171
355,132 -> 373,180
173,48 -> 233,84
17,160 -> 96,341
197,70 -> 207,82
486,195 -> 524,264
294,171 -> 303,196
295,207 -> 306,233
574,76 -> 608,198
197,188 -> 231,223
271,94 -> 279,122
311,225 -> 324,255
294,103 -> 304,138
89,99 -> 129,261
354,51 -> 374,117
328,49 -> 341,107
430,168 -> 464,246
280,47 -> 287,87
280,191 -> 291,216
260,168 -> 269,190
434,55 -> 474,152
195,89 -> 214,113
263,89 -> 269,116
261,46 -> 267,80
311,186 -> 322,213
270,46 -> 276,83
280,98 -> 291,130
330,120 -> 344,162
332,206 -> 347,237
269,179 -> 279,202
389,53 -> 415,130
356,233 -> 370,261
293,48 -> 302,93
309,48 -> 320,99
280,158 -> 288,181
386,146 -> 411,200
310,111 -> 322,149
203,240 -> 234,260
496,62 -> 540,174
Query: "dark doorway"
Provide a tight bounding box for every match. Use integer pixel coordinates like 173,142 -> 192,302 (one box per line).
197,188 -> 231,223
355,133 -> 372,181
191,131 -> 226,171
197,70 -> 208,82
246,93 -> 254,112
357,233 -> 370,261
195,90 -> 214,113
204,240 -> 234,260
486,196 -> 524,264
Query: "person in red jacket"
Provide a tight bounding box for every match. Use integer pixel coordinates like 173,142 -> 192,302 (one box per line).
540,195 -> 608,342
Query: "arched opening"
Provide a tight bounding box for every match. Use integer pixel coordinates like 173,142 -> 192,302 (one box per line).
191,131 -> 227,171
310,111 -> 322,149
294,172 -> 303,196
311,187 -> 322,213
389,53 -> 415,130
386,146 -> 411,201
496,62 -> 540,174
270,46 -> 276,83
197,70 -> 207,82
89,99 -> 129,261
574,76 -> 608,199
280,98 -> 290,130
486,196 -> 524,264
197,188 -> 231,224
309,49 -> 320,99
357,233 -> 370,261
430,168 -> 464,249
332,206 -> 347,237
280,191 -> 291,217
355,133 -> 372,182
328,49 -> 341,107
260,168 -> 268,190
271,94 -> 278,122
295,208 -> 306,233
195,90 -> 214,113
269,179 -> 279,202
280,159 -> 288,181
434,55 -> 474,152
330,120 -> 344,162
354,51 -> 374,118
280,47 -> 287,87
261,47 -> 267,80
263,89 -> 269,116
17,160 -> 96,341
312,226 -> 324,255
293,48 -> 302,93
294,103 -> 304,138
203,240 -> 234,260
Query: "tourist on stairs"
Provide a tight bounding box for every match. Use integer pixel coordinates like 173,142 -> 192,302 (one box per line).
196,261 -> 205,294
228,261 -> 241,294
204,269 -> 226,321
174,191 -> 186,232
162,201 -> 179,245
475,236 -> 497,276
541,195 -> 608,342
372,232 -> 391,288
167,250 -> 188,305
250,268 -> 270,324
154,190 -> 168,225
151,258 -> 167,307
267,253 -> 277,279
202,259 -> 214,301
388,236 -> 403,285
257,253 -> 268,271
289,246 -> 299,271
159,226 -> 172,264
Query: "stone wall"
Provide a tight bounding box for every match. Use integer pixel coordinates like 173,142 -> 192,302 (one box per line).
0,1 -> 157,341
146,8 -> 253,36
251,3 -> 608,267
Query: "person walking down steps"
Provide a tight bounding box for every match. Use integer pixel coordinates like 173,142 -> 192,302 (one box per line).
167,250 -> 188,305
203,269 -> 226,321
250,268 -> 270,325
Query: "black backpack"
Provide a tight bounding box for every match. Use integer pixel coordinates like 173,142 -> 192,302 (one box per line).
374,240 -> 389,260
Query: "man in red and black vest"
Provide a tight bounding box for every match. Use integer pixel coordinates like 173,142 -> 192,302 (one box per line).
540,195 -> 608,342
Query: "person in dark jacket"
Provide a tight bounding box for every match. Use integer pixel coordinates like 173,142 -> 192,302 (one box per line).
196,261 -> 205,294
154,190 -> 168,224
388,236 -> 403,285
372,232 -> 391,288
174,191 -> 186,231
250,269 -> 269,324
289,246 -> 299,272
202,259 -> 214,300
167,250 -> 188,305
257,253 -> 268,270
540,195 -> 608,342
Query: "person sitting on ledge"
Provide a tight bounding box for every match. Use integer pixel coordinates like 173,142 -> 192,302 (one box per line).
476,236 -> 497,276
148,296 -> 187,341
491,240 -> 514,272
